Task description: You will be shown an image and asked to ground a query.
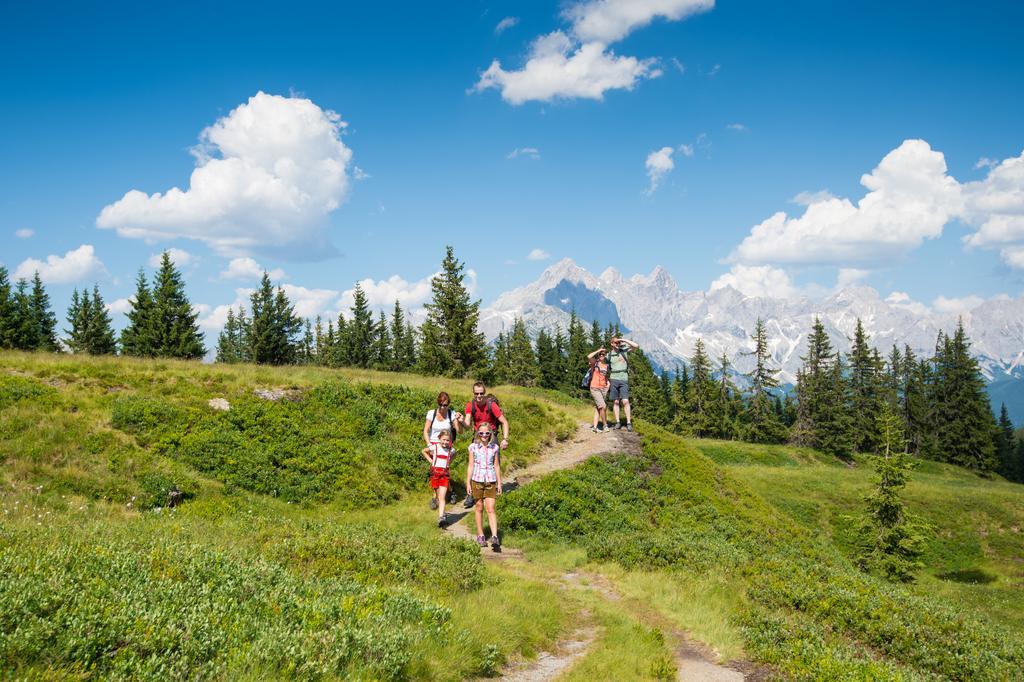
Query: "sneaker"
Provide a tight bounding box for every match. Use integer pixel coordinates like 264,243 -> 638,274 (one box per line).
463,494 -> 475,509
429,497 -> 438,510
626,423 -> 633,432
491,536 -> 502,553
476,535 -> 487,547
602,424 -> 610,432
438,515 -> 447,529
590,425 -> 599,433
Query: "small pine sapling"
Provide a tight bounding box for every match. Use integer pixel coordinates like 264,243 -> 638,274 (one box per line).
855,404 -> 929,582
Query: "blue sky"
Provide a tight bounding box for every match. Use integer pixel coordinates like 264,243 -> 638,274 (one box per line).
2,0 -> 1023,332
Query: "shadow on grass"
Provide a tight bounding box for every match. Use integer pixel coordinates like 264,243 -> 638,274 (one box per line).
937,568 -> 998,584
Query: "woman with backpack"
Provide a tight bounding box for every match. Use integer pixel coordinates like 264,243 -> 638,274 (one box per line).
586,347 -> 612,432
466,422 -> 503,552
423,392 -> 461,509
422,429 -> 456,528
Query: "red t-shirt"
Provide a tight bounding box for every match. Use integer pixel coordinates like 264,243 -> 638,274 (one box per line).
465,398 -> 504,430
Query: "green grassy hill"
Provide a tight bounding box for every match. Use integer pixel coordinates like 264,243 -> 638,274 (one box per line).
2,351 -> 1023,680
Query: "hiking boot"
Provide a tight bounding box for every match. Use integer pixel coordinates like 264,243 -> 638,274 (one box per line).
476,535 -> 487,547
429,497 -> 438,510
463,494 -> 474,509
491,536 -> 502,553
626,423 -> 633,432
438,515 -> 447,529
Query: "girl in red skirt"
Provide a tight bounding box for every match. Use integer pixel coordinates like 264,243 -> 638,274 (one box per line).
422,429 -> 455,528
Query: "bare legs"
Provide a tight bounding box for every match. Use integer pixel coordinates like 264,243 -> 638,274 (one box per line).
435,485 -> 447,520
474,496 -> 498,539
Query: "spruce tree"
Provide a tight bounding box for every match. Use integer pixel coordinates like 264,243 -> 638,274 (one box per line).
628,349 -> 669,426
563,311 -> 590,395
0,266 -> 14,348
682,339 -> 714,436
215,308 -> 243,363
793,317 -> 834,448
713,352 -> 741,440
856,403 -> 927,582
28,273 -> 59,352
346,283 -> 374,368
848,319 -> 883,452
248,273 -> 301,365
931,322 -> 997,471
388,301 -> 407,371
299,319 -> 316,365
590,320 -> 602,349
68,285 -> 116,355
489,330 -> 510,385
535,328 -> 562,390
150,252 -> 204,359
995,404 -> 1017,481
420,246 -> 486,377
742,318 -> 786,443
120,269 -> 156,357
10,279 -> 38,351
371,310 -> 391,370
660,370 -> 675,424
402,321 -> 417,368
507,318 -> 539,386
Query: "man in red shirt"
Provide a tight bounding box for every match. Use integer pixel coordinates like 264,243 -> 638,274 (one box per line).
463,381 -> 510,451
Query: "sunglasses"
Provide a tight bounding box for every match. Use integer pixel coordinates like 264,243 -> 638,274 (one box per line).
438,402 -> 449,407
476,431 -> 492,437
473,392 -> 486,397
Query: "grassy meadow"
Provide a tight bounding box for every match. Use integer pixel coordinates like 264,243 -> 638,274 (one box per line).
2,350 -> 1023,680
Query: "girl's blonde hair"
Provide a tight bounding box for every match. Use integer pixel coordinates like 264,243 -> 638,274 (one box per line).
436,428 -> 452,441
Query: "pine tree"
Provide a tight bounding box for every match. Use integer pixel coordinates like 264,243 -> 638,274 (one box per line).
345,283 -> 374,368
150,252 -> 204,359
848,319 -> 883,452
681,339 -> 714,436
0,266 -> 14,348
489,330 -> 510,385
299,319 -> 316,365
629,349 -> 669,426
120,269 -> 156,357
216,308 -> 242,363
10,279 -> 38,351
402,321 -> 417,368
388,301 -> 408,371
371,310 -> 391,370
793,317 -> 834,447
590,320 -> 602,349
660,370 -> 675,424
28,273 -> 59,352
67,285 -> 116,355
995,404 -> 1017,481
856,403 -> 927,582
712,353 -> 741,440
248,273 -> 301,365
507,318 -> 539,386
671,365 -> 689,422
931,322 -> 997,471
742,318 -> 786,443
535,328 -> 563,390
563,311 -> 590,395
419,246 -> 486,377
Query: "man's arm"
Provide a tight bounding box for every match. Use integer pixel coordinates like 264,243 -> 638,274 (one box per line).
621,338 -> 640,349
498,414 -> 510,446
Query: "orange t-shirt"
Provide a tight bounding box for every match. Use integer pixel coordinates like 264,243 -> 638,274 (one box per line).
590,359 -> 610,390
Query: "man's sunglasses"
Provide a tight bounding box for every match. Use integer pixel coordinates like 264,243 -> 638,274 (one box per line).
473,392 -> 486,396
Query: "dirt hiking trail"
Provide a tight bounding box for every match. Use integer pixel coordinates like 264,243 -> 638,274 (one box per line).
447,422 -> 761,681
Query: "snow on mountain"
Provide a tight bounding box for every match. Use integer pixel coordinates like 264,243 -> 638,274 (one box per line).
481,259 -> 1024,420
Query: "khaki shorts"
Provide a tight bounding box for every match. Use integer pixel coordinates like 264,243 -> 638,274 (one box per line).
590,387 -> 609,409
471,480 -> 498,499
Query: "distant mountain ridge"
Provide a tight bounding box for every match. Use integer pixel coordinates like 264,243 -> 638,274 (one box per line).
480,258 -> 1024,423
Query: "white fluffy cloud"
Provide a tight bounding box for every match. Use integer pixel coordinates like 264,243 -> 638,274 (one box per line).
885,291 -> 932,317
97,92 -> 353,258
565,0 -> 714,43
148,248 -> 195,269
932,295 -> 986,315
495,16 -> 519,34
731,140 -> 963,266
709,264 -> 799,299
282,284 -> 343,318
836,268 -> 870,288
473,31 -> 659,105
528,248 -> 551,261
339,274 -> 436,313
507,147 -> 540,160
644,146 -> 675,195
106,298 -> 133,316
1001,245 -> 1024,269
15,229 -> 34,239
219,257 -> 287,281
15,244 -> 107,284
961,150 -> 1024,249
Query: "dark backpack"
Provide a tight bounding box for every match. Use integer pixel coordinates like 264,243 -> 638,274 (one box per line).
580,365 -> 595,390
468,396 -> 501,427
429,409 -> 457,443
